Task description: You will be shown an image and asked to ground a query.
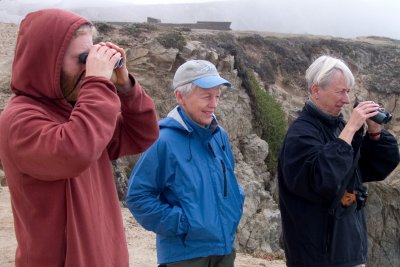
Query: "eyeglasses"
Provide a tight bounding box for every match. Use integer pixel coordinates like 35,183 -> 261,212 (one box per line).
78,52 -> 124,69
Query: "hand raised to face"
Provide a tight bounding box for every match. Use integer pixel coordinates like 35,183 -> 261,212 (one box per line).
83,43 -> 123,79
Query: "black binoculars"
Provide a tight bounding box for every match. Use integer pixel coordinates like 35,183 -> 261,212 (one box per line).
354,188 -> 368,210
353,100 -> 392,124
370,108 -> 392,124
79,52 -> 124,69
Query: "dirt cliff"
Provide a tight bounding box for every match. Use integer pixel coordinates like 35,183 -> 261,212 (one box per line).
0,22 -> 399,267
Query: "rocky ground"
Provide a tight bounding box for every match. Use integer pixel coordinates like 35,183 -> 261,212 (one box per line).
0,21 -> 286,267
0,23 -> 14,109
2,19 -> 399,266
0,186 -> 286,267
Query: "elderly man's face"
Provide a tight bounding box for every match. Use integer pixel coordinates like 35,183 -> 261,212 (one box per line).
178,86 -> 221,126
312,71 -> 351,116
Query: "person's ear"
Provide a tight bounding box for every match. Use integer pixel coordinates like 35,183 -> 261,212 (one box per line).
175,90 -> 184,105
310,84 -> 320,99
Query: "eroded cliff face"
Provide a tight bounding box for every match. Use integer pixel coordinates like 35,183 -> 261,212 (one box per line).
0,22 -> 399,266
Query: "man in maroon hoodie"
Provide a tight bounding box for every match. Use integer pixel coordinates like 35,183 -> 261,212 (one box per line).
0,9 -> 159,267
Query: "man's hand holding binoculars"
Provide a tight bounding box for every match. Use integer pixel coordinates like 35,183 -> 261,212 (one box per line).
81,42 -> 132,92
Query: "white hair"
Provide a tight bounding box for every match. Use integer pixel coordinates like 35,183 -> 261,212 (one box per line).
305,55 -> 355,92
174,82 -> 197,97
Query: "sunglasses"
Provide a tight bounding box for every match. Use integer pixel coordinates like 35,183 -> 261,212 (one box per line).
79,52 -> 124,69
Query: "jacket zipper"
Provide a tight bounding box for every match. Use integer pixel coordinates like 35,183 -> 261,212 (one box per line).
208,143 -> 216,157
208,143 -> 227,197
220,160 -> 227,197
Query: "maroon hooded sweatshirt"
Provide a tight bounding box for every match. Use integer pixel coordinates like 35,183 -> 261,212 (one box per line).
0,9 -> 158,267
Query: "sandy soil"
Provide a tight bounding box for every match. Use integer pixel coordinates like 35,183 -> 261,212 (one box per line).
0,186 -> 285,267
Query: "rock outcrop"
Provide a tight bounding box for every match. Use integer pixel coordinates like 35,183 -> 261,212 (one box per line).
0,22 -> 399,266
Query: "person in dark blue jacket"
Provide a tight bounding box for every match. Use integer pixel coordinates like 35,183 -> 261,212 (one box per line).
126,59 -> 245,266
278,55 -> 399,267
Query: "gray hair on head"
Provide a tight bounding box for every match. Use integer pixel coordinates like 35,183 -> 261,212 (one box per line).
174,82 -> 197,97
305,55 -> 355,92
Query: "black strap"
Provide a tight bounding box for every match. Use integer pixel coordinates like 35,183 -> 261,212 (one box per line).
328,148 -> 361,216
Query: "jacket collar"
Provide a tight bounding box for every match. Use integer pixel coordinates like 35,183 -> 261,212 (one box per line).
165,106 -> 219,137
304,99 -> 345,128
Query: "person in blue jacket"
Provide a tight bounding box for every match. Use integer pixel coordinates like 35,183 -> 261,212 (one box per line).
278,55 -> 399,267
126,59 -> 245,267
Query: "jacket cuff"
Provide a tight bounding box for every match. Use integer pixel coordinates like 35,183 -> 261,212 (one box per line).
116,74 -> 136,94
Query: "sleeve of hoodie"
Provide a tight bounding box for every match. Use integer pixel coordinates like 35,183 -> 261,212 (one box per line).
6,77 -> 126,180
358,129 -> 400,182
125,138 -> 189,237
107,75 -> 159,159
279,119 -> 355,204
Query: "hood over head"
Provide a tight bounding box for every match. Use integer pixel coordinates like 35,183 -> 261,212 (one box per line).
11,9 -> 91,99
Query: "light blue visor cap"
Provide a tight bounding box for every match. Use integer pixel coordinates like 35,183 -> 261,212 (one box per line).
192,76 -> 231,89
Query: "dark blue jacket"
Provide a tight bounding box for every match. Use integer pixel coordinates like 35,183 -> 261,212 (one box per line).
126,106 -> 245,264
278,101 -> 399,267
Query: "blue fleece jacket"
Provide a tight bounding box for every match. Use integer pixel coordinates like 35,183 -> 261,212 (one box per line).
126,106 -> 245,264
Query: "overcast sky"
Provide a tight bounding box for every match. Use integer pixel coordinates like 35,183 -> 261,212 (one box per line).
1,0 -> 399,40
22,0 -> 223,5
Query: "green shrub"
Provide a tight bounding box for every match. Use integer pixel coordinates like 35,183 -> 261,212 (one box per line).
156,32 -> 186,50
120,23 -> 157,36
93,22 -> 114,35
177,27 -> 192,32
244,68 -> 287,175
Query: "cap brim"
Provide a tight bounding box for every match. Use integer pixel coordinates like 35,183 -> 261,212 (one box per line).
192,76 -> 231,89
